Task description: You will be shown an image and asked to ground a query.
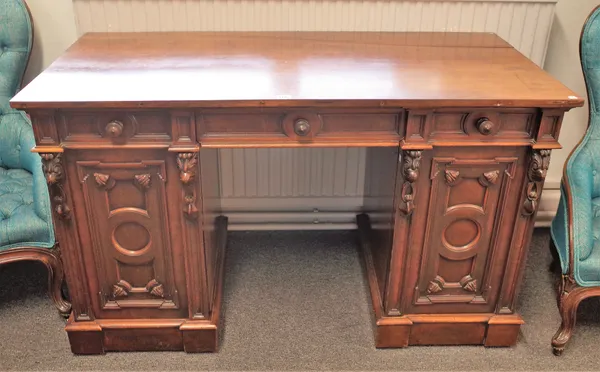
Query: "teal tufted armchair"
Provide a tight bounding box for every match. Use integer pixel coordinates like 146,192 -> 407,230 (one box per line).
550,4 -> 600,356
0,0 -> 70,316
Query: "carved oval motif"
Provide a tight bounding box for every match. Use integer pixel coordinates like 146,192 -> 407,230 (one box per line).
112,222 -> 152,256
442,218 -> 481,251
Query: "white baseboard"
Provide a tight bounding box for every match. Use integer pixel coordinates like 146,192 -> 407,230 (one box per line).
222,197 -> 362,230
536,185 -> 560,228
222,187 -> 561,231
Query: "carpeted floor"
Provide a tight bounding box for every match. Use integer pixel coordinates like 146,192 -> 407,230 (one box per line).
1,228 -> 600,371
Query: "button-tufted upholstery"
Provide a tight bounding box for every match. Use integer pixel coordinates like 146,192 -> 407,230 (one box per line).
551,6 -> 600,286
0,0 -> 54,250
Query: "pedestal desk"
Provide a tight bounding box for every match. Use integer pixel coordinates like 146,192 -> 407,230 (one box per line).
11,32 -> 583,354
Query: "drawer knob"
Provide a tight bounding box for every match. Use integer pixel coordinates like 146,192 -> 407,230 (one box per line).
293,118 -> 311,136
476,117 -> 494,135
105,120 -> 124,138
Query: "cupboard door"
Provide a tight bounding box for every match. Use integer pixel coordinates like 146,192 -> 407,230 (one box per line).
73,151 -> 186,318
406,148 -> 525,314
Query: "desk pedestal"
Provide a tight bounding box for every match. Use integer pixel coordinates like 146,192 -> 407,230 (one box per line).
31,108 -> 555,353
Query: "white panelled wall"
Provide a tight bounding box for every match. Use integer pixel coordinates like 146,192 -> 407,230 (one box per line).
70,0 -> 560,229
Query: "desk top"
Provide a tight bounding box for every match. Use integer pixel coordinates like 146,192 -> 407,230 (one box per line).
11,32 -> 583,110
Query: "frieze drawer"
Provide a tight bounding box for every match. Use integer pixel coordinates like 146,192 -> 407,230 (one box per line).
197,109 -> 403,146
405,109 -> 538,146
58,110 -> 172,146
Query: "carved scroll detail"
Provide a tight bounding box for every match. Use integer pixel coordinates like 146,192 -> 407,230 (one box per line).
398,150 -> 422,216
445,170 -> 460,186
146,279 -> 165,298
112,279 -> 132,298
523,149 -> 551,216
176,152 -> 199,220
134,174 -> 151,190
479,170 -> 499,187
427,275 -> 445,294
176,153 -> 198,185
40,153 -> 71,220
460,275 -> 477,292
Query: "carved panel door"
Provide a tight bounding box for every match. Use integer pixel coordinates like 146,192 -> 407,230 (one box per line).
71,150 -> 186,318
406,148 -> 525,314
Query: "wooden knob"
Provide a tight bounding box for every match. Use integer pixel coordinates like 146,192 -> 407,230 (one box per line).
476,117 -> 494,135
293,118 -> 311,136
105,120 -> 124,138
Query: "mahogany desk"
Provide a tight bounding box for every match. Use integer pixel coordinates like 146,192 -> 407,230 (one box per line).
11,32 -> 583,354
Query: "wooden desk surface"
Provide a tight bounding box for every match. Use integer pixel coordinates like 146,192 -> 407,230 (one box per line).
11,32 -> 583,110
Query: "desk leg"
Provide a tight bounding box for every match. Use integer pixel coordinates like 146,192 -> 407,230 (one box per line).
181,215 -> 228,353
357,213 -> 411,348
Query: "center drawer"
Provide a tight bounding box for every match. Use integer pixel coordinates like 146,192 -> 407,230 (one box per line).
196,109 -> 403,146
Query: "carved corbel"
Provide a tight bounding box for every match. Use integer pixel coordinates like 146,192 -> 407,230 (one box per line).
522,149 -> 551,216
176,153 -> 198,185
398,150 -> 422,216
40,153 -> 71,220
41,153 -> 63,185
176,152 -> 199,220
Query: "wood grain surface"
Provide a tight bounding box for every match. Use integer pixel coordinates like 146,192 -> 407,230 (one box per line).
11,32 -> 583,109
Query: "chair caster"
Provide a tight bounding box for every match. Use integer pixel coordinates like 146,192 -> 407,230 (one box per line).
552,347 -> 564,356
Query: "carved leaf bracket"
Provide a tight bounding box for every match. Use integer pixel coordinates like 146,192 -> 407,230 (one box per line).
479,170 -> 499,187
445,170 -> 460,186
112,279 -> 165,299
41,153 -> 71,220
112,279 -> 132,298
398,150 -> 422,216
94,173 -> 116,190
522,149 -> 551,216
134,173 -> 151,190
146,279 -> 165,298
460,275 -> 477,292
427,275 -> 446,294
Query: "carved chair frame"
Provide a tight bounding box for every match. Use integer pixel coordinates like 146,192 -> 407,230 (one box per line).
0,246 -> 71,317
0,0 -> 71,318
550,4 -> 600,356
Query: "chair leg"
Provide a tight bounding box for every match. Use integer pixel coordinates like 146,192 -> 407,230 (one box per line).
548,238 -> 561,274
41,252 -> 72,318
551,288 -> 579,355
550,276 -> 600,356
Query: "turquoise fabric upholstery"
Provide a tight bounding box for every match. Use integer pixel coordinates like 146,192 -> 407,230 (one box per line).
551,6 -> 600,286
0,0 -> 54,250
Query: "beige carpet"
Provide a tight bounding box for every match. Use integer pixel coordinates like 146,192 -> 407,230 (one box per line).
1,228 -> 599,371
